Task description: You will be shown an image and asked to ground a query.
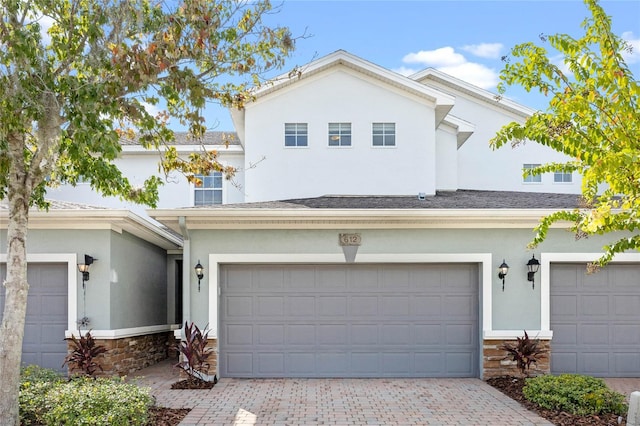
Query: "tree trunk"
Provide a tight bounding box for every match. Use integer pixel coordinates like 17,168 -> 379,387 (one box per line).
0,148 -> 32,425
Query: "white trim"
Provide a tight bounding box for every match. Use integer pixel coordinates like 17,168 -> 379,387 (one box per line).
484,330 -> 553,340
207,252 -> 493,342
66,324 -> 175,339
1,253 -> 78,333
540,252 -> 640,332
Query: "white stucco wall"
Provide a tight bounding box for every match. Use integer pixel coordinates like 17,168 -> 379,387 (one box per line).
48,150 -> 245,214
424,80 -> 581,194
242,67 -> 439,201
435,124 -> 458,191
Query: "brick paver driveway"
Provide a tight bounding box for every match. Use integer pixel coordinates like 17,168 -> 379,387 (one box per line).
132,361 -> 552,425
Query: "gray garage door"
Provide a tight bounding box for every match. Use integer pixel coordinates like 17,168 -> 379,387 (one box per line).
220,263 -> 479,378
0,263 -> 68,372
551,263 -> 640,377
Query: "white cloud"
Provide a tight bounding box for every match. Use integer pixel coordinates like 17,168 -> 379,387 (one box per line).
621,31 -> 640,64
437,62 -> 499,90
141,102 -> 161,117
400,46 -> 499,90
461,43 -> 504,59
402,47 -> 466,67
37,15 -> 54,45
392,66 -> 419,77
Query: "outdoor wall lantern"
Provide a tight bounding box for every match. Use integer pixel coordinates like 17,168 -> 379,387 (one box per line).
527,254 -> 541,289
498,259 -> 509,291
77,254 -> 96,289
194,260 -> 204,292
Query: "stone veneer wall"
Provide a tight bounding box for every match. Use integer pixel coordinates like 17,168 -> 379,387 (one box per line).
483,338 -> 551,379
67,331 -> 172,377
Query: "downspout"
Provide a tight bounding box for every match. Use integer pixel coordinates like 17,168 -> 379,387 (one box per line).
179,216 -> 191,323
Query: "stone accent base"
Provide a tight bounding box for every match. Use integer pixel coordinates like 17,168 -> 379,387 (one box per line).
67,331 -> 172,377
483,338 -> 550,379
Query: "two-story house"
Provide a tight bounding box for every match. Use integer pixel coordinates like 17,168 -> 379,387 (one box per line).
2,50 -> 638,379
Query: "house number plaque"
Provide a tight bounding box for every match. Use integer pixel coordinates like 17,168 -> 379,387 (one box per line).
339,233 -> 361,246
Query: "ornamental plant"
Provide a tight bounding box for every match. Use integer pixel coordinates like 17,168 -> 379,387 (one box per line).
63,330 -> 107,377
501,330 -> 546,377
19,365 -> 64,425
523,374 -> 627,416
175,321 -> 215,384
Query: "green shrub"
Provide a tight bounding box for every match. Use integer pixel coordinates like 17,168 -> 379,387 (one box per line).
19,365 -> 64,425
523,374 -> 628,416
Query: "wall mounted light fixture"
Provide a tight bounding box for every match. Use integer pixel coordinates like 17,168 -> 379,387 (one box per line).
498,259 -> 509,291
194,260 -> 204,292
526,254 -> 540,289
77,254 -> 97,289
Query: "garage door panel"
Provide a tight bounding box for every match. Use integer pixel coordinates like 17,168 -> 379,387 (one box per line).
582,296 -> 609,316
226,296 -> 252,317
613,295 -> 640,315
352,324 -> 378,344
257,269 -> 285,290
220,264 -> 479,378
552,295 -> 577,316
613,325 -> 640,344
447,353 -> 474,374
551,263 -> 640,377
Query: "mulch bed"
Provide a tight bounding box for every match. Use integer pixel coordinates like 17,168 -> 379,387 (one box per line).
170,378 -> 216,389
486,376 -> 626,426
146,407 -> 190,426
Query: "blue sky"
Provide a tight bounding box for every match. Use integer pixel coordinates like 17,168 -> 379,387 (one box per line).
201,0 -> 640,131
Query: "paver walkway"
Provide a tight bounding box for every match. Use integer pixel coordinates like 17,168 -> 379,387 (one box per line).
130,360 -> 553,425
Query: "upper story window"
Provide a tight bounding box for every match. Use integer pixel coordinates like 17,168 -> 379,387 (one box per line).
523,164 -> 542,183
554,171 -> 572,183
285,123 -> 308,147
372,122 -> 395,147
194,172 -> 222,205
328,123 -> 352,147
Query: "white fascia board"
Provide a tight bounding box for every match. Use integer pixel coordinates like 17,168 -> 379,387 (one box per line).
410,68 -> 536,118
441,115 -> 475,148
229,107 -> 246,148
66,324 -> 176,339
253,50 -> 455,113
5,209 -> 182,250
150,208 -> 571,231
483,330 -> 553,340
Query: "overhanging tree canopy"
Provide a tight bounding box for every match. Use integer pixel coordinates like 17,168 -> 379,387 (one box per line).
490,0 -> 639,270
0,0 -> 295,423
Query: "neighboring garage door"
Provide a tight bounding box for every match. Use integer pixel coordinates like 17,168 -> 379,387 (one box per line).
220,263 -> 479,378
551,263 -> 640,377
0,263 -> 68,372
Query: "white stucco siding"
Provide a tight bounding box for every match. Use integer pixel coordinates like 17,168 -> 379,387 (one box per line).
435,124 -> 458,191
48,151 -> 245,214
424,82 -> 581,194
243,68 -> 438,202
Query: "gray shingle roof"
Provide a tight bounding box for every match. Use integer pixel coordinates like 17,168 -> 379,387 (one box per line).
0,199 -> 109,211
187,190 -> 585,210
120,131 -> 240,146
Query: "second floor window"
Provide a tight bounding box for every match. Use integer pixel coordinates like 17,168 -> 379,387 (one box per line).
328,123 -> 352,146
554,171 -> 572,183
523,164 -> 542,183
194,172 -> 223,205
372,122 -> 395,146
285,123 -> 308,147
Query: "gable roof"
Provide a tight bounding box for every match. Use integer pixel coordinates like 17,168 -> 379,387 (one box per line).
231,50 -> 457,137
410,68 -> 536,118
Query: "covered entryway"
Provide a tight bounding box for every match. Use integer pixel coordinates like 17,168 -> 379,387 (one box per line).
550,263 -> 640,377
0,263 -> 68,372
219,263 -> 479,378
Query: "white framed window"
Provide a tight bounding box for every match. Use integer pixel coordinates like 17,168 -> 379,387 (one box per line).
328,123 -> 351,147
285,123 -> 308,147
523,164 -> 542,183
554,171 -> 572,183
194,172 -> 223,205
372,122 -> 395,147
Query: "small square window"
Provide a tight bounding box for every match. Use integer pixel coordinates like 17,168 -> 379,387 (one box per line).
554,172 -> 572,183
372,123 -> 395,146
328,123 -> 351,147
285,123 -> 308,147
523,164 -> 542,183
194,172 -> 223,206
